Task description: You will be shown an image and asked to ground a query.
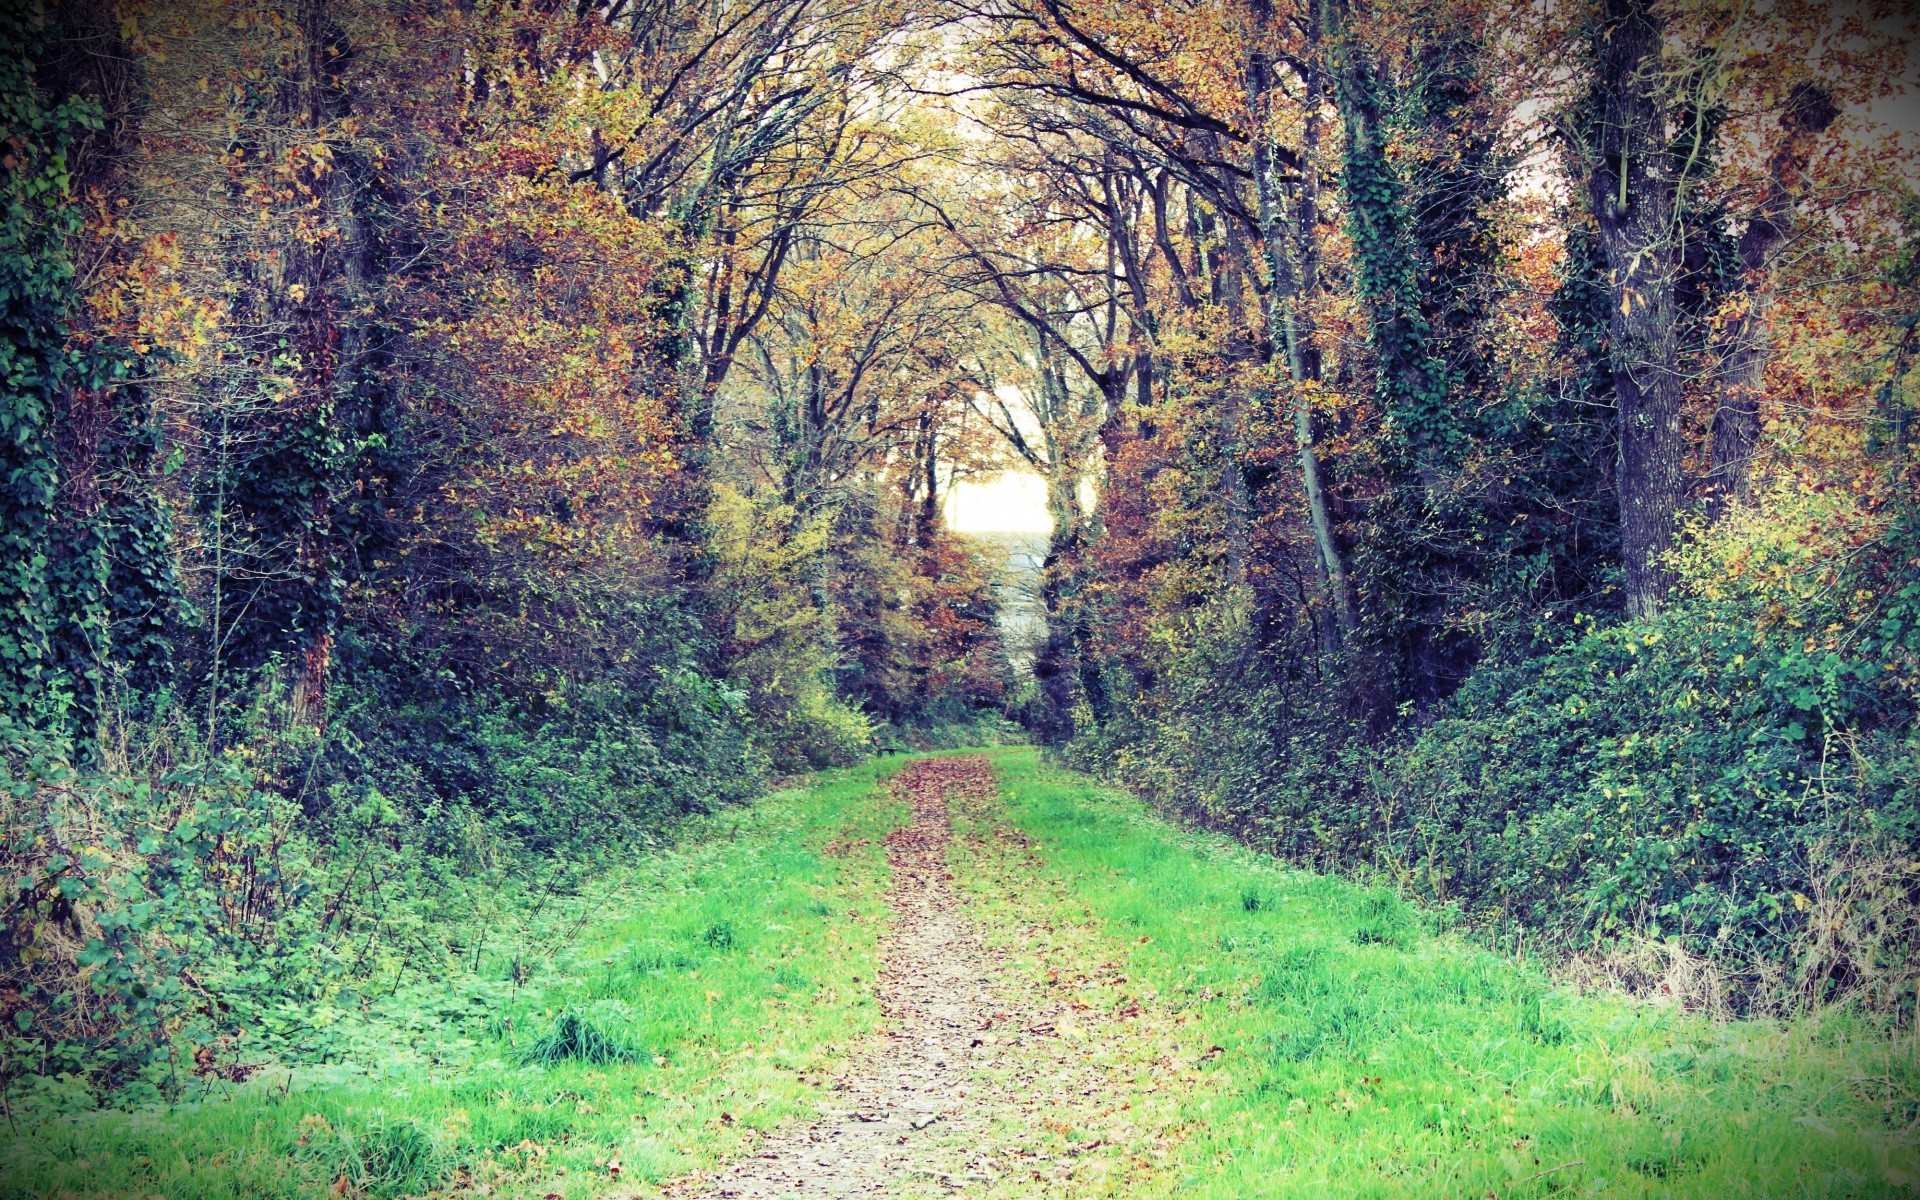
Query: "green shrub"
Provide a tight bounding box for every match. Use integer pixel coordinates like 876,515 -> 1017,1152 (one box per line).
1,725 -> 327,1101
1394,582 -> 1918,967
1,610 -> 768,1103
297,1115 -> 447,1199
1074,509 -> 1920,1005
523,1006 -> 638,1066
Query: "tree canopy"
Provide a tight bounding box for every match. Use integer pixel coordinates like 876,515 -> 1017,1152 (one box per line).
3,0 -> 1919,1098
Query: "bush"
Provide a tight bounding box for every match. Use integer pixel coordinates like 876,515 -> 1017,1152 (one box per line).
1075,501 -> 1920,1009
297,1114 -> 448,1199
1,724 -> 327,1101
0,614 -> 768,1101
1393,609 -> 1916,952
1384,502 -> 1920,982
523,1005 -> 639,1066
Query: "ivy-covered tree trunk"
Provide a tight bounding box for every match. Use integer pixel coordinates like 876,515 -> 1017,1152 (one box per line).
1331,3 -> 1499,496
1586,0 -> 1686,620
45,432 -> 110,746
1329,1 -> 1507,711
102,381 -> 179,709
1332,25 -> 1451,495
217,0 -> 372,732
1032,484 -> 1088,747
0,6 -> 85,731
37,0 -> 180,748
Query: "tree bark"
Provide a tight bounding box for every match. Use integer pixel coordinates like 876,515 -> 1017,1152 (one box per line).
1248,0 -> 1358,642
283,0 -> 378,732
1032,430 -> 1091,745
1215,216 -> 1254,595
1587,0 -> 1685,620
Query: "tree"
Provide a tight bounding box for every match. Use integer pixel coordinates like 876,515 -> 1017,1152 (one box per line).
1579,0 -> 1688,620
1704,81 -> 1838,516
0,4 -> 80,728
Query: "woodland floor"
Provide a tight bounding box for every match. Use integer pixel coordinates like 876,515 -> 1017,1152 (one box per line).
666,750 -> 1919,1200
0,750 -> 1913,1199
673,755 -> 1184,1199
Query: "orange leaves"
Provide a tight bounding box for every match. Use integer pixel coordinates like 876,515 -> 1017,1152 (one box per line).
395,116 -> 687,553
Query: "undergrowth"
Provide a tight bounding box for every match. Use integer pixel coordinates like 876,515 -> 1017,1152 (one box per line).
1072,505 -> 1920,1018
968,749 -> 1920,1199
0,759 -> 905,1199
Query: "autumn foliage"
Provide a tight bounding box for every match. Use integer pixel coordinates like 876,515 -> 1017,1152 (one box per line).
2,0 -> 1919,1098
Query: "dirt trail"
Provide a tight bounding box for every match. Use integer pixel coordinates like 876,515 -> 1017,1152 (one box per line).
676,755 -> 1147,1198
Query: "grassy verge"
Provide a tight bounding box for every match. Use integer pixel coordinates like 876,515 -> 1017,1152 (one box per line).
0,759 -> 907,1200
974,748 -> 1919,1199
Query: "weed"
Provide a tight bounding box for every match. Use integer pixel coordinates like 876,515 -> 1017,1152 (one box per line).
1256,945 -> 1329,1005
301,1116 -> 446,1199
772,965 -> 811,990
702,920 -> 737,950
1351,922 -> 1409,948
1350,887 -> 1415,948
1516,989 -> 1571,1045
481,1106 -> 575,1150
1357,887 -> 1402,919
1626,1149 -> 1703,1179
524,1007 -> 637,1067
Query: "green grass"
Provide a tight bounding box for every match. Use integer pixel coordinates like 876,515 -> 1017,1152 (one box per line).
0,758 -> 908,1200
9,748 -> 1914,1199
971,748 -> 1920,1199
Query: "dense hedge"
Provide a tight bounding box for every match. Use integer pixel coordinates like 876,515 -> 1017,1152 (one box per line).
1075,512 -> 1920,1002
0,625 -> 765,1098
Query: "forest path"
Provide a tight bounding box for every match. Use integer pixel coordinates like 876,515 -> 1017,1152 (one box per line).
674,755 -> 1171,1198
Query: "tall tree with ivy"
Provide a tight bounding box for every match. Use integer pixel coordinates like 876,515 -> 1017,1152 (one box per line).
1331,1 -> 1490,494
0,3 -> 93,732
1328,0 -> 1511,705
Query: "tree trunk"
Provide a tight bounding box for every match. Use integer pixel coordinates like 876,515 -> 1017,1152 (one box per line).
1706,84 -> 1837,519
1706,286 -> 1772,517
1329,3 -> 1453,499
1248,0 -> 1358,642
1587,0 -> 1685,620
1032,463 -> 1088,745
285,0 -> 353,731
1212,222 -> 1253,593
